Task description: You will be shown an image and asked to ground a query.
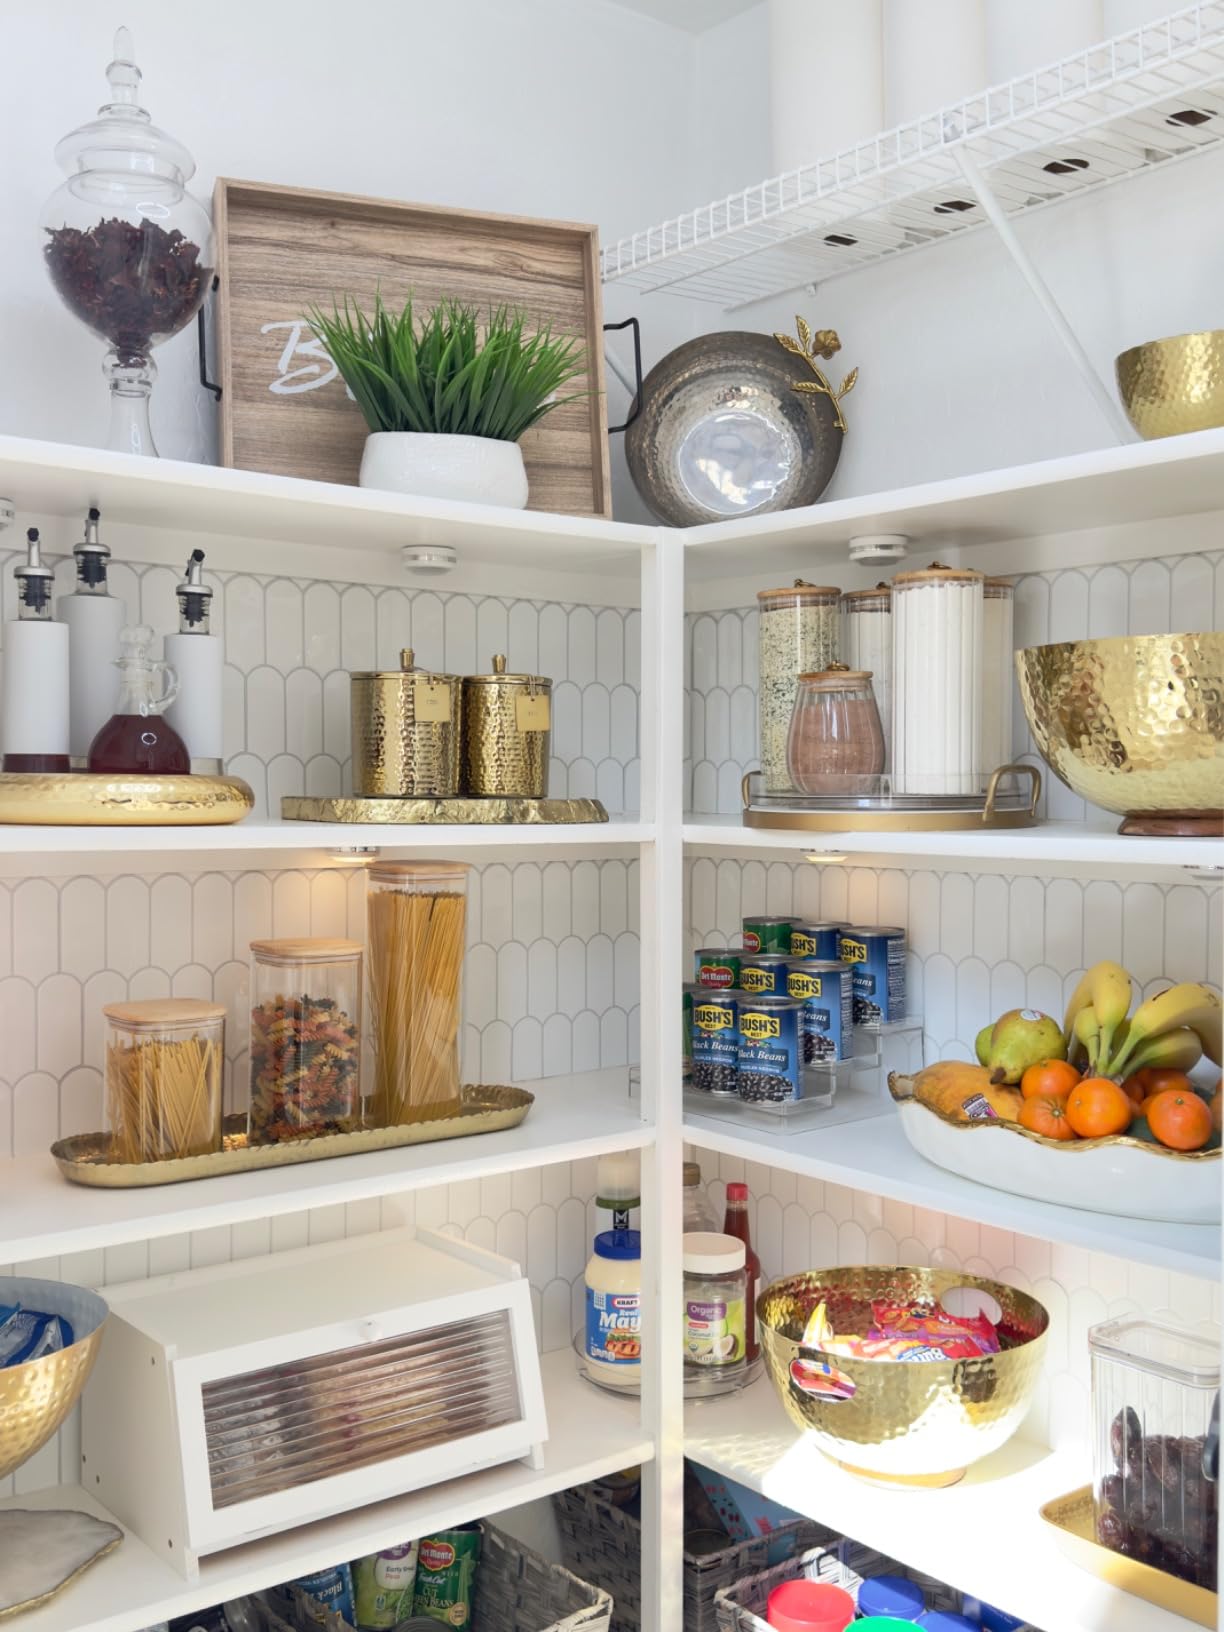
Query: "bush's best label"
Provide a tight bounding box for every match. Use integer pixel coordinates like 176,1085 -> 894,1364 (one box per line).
740,1010 -> 780,1043
839,928 -> 906,1024
695,1001 -> 735,1032
736,999 -> 802,1102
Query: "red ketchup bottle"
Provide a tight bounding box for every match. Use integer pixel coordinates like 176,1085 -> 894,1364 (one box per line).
722,1181 -> 761,1363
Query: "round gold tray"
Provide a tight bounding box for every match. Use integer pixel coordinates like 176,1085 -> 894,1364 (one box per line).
0,773 -> 254,826
742,764 -> 1041,832
51,1085 -> 533,1188
282,795 -> 608,825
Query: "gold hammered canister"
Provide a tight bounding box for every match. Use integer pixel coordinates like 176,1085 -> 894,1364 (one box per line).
350,648 -> 462,797
462,654 -> 552,798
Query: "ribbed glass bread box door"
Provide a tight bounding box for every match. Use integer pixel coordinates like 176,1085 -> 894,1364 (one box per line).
202,1309 -> 521,1509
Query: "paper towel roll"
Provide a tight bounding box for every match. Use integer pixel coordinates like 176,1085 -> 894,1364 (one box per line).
59,591 -> 125,762
883,0 -> 987,129
2,620 -> 70,756
769,0 -> 884,172
164,632 -> 223,767
986,0 -> 1104,82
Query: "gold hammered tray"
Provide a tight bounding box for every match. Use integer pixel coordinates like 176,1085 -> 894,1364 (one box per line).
1040,1486 -> 1218,1628
51,1085 -> 534,1188
282,795 -> 608,825
0,772 -> 254,825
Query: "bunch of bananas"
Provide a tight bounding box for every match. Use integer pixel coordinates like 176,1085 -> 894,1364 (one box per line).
1063,961 -> 1222,1080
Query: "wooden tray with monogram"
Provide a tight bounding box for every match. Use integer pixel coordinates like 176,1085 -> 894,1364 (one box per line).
213,178 -> 611,516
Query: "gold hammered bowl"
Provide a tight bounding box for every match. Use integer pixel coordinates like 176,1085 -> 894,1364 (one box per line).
1116,330 -> 1224,439
1016,632 -> 1224,835
759,1267 -> 1048,1487
0,1277 -> 108,1479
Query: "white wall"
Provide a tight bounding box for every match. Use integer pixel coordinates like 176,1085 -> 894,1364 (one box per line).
0,0 -> 705,510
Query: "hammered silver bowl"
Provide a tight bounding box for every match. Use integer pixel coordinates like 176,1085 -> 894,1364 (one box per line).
625,331 -> 847,527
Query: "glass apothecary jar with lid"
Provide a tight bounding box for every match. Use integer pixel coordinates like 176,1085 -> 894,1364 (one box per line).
103,998 -> 225,1163
41,28 -> 213,458
786,663 -> 886,795
367,861 -> 470,1129
248,939 -> 363,1145
757,582 -> 839,792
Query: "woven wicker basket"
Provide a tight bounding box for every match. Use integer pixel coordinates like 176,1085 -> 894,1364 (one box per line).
553,1482 -> 832,1632
713,1537 -> 964,1632
263,1523 -> 611,1632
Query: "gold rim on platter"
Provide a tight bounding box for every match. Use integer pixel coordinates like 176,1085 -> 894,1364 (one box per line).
282,795 -> 608,825
0,773 -> 254,826
53,1085 -> 534,1188
888,1072 -> 1221,1161
1040,1487 -> 1218,1628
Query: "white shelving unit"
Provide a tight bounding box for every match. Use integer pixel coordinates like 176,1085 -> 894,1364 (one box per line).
0,429 -> 1217,1632
602,1 -> 1224,307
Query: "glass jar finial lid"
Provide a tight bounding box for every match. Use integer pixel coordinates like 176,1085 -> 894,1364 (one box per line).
53,28 -> 197,183
41,28 -> 213,460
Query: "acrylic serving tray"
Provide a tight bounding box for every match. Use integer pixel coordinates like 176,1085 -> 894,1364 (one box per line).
1040,1486 -> 1218,1628
0,772 -> 254,825
51,1085 -> 534,1188
740,765 -> 1040,832
282,794 -> 607,825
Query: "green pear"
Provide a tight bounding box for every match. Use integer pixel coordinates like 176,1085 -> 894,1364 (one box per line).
988,1008 -> 1066,1085
975,1023 -> 993,1067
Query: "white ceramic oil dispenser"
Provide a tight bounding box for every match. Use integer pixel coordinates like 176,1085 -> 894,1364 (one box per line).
2,528 -> 70,772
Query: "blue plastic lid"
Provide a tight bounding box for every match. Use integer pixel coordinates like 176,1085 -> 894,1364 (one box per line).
976,1610 -> 1025,1632
595,1229 -> 641,1260
917,1616 -> 980,1632
858,1577 -> 926,1620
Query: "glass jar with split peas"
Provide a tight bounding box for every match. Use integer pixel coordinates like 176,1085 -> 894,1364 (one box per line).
247,939 -> 363,1145
366,861 -> 470,1129
102,998 -> 225,1163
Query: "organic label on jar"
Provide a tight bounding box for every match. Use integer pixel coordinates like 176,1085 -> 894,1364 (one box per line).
515,693 -> 550,731
684,1294 -> 745,1367
413,677 -> 452,723
586,1286 -> 642,1366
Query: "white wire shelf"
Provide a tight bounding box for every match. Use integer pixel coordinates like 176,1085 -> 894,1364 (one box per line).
602,1 -> 1224,306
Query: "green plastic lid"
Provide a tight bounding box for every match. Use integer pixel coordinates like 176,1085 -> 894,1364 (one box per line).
857,1621 -> 927,1631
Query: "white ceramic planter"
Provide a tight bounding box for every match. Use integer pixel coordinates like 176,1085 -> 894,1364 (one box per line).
359,432 -> 529,508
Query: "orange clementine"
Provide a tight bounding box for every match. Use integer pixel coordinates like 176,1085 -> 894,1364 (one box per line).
1021,1059 -> 1081,1101
1130,1067 -> 1195,1098
1119,1073 -> 1147,1106
1019,1095 -> 1075,1141
1065,1077 -> 1133,1140
1147,1088 -> 1213,1152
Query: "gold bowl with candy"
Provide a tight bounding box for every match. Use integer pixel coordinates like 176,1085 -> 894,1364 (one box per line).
758,1266 -> 1048,1487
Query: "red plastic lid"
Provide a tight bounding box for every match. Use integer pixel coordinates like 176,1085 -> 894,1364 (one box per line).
767,1580 -> 856,1632
726,1181 -> 748,1202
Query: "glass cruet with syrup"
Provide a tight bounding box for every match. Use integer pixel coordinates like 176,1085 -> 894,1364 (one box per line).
88,625 -> 190,774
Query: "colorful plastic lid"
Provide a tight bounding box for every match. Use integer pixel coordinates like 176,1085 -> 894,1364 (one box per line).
765,1578 -> 855,1632
857,1576 -> 926,1621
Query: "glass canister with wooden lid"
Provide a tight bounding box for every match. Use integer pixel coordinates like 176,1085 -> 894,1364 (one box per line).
757,582 -> 839,792
891,563 -> 985,796
367,860 -> 470,1128
350,647 -> 462,797
461,654 -> 552,798
840,583 -> 892,770
786,663 -> 886,795
248,938 -> 363,1144
102,998 -> 226,1163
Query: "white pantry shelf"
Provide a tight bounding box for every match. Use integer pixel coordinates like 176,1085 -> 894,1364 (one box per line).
0,816 -> 652,860
7,1347 -> 650,1632
685,1376 -> 1194,1632
682,425 -> 1224,583
0,1068 -> 647,1267
683,1104 -> 1221,1279
683,815 -> 1224,874
604,0 -> 1224,307
0,434 -> 655,576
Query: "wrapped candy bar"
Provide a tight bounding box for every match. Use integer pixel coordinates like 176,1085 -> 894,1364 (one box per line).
0,1304 -> 74,1367
800,1293 -> 999,1363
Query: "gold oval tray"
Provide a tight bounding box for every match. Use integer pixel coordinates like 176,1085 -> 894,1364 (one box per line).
0,772 -> 254,826
282,795 -> 607,825
1040,1486 -> 1217,1628
51,1085 -> 534,1188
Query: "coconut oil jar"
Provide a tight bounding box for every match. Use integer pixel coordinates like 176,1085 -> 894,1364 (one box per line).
683,1232 -> 747,1372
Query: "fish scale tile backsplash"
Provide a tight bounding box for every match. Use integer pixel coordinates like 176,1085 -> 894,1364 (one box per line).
687,548 -> 1224,814
0,548 -> 641,818
686,856 -> 1221,1067
0,858 -> 641,1159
